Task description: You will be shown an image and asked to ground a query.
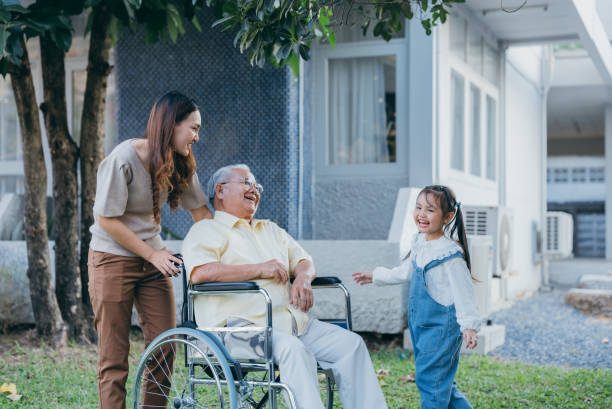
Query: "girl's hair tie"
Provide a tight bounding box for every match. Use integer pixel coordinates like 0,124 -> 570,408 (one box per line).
455,202 -> 461,208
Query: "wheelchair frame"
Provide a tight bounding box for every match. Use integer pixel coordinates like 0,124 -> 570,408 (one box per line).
132,255 -> 352,409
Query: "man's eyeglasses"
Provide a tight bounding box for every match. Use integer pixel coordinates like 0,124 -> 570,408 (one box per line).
220,179 -> 264,194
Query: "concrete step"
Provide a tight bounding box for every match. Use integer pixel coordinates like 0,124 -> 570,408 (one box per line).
578,274 -> 612,291
565,288 -> 612,317
403,324 -> 506,355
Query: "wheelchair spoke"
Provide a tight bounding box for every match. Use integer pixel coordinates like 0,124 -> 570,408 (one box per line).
132,331 -> 238,409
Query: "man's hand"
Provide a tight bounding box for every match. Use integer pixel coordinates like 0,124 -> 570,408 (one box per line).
290,275 -> 314,312
257,259 -> 289,284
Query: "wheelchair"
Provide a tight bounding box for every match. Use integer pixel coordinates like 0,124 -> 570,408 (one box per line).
131,255 -> 353,409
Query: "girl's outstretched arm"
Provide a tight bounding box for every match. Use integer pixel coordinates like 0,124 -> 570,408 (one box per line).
353,271 -> 373,285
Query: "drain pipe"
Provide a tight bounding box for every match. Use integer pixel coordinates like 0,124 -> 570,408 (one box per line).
540,46 -> 554,289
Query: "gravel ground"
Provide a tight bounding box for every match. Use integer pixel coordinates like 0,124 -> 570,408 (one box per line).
487,288 -> 612,368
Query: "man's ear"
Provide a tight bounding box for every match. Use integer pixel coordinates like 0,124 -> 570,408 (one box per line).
215,183 -> 224,199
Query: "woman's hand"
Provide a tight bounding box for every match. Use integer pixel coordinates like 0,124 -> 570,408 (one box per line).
463,329 -> 478,350
352,271 -> 373,285
147,250 -> 182,277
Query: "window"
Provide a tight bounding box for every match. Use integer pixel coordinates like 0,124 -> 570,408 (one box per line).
314,34 -> 406,176
450,70 -> 465,171
468,28 -> 482,74
486,96 -> 496,180
553,168 -> 568,183
571,168 -> 587,183
0,80 -> 22,161
327,55 -> 396,165
469,85 -> 481,176
450,14 -> 467,62
448,13 -> 499,183
0,78 -> 24,197
589,167 -> 604,183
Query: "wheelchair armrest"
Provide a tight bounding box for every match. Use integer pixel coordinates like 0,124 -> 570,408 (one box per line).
289,276 -> 342,286
191,281 -> 260,292
311,276 -> 342,286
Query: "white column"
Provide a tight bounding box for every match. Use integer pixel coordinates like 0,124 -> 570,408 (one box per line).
407,19 -> 434,187
605,104 -> 612,259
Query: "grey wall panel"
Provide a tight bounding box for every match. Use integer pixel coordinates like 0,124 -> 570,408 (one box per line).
313,177 -> 409,239
115,9 -> 299,238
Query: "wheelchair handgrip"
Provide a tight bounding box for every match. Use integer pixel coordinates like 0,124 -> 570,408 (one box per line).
289,276 -> 342,285
192,281 -> 260,291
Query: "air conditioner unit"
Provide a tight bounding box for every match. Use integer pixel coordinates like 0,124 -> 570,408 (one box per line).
545,211 -> 573,259
468,235 -> 494,319
463,206 -> 513,278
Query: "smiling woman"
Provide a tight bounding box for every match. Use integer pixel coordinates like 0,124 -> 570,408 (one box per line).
86,91 -> 212,409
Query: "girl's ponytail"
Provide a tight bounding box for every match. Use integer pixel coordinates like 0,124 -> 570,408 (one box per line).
450,204 -> 471,273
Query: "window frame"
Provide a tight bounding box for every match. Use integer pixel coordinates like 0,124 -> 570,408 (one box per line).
447,14 -> 500,188
313,38 -> 408,178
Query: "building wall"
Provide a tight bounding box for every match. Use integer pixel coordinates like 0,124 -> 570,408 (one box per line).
504,46 -> 546,297
115,9 -> 299,238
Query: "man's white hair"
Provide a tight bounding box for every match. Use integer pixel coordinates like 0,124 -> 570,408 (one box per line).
206,164 -> 252,203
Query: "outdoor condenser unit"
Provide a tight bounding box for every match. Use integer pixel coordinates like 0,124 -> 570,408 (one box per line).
463,206 -> 513,303
468,235 -> 494,319
463,206 -> 513,277
545,211 -> 573,259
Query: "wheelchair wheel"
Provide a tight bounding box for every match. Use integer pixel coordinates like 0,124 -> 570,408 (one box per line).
132,328 -> 238,409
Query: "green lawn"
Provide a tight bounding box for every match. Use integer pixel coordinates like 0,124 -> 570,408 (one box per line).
0,331 -> 610,409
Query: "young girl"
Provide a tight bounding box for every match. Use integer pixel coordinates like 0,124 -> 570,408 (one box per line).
353,185 -> 480,409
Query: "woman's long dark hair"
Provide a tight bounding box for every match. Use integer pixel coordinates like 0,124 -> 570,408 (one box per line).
145,91 -> 198,224
420,185 -> 473,277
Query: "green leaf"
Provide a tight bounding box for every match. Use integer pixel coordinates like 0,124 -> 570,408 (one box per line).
122,0 -> 135,20
287,50 -> 299,77
421,0 -> 429,12
0,25 -> 8,54
328,32 -> 335,49
211,15 -> 234,29
191,15 -> 202,31
276,41 -> 292,60
4,5 -> 27,14
298,43 -> 309,60
1,0 -> 21,7
50,28 -> 72,51
125,0 -> 142,8
108,16 -> 119,46
168,21 -> 178,43
0,57 -> 8,77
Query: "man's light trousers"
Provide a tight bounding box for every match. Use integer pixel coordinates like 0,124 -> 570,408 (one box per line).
273,319 -> 388,409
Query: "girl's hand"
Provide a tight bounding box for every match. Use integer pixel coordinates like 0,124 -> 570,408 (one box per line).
148,250 -> 182,277
463,329 -> 478,350
352,271 -> 373,285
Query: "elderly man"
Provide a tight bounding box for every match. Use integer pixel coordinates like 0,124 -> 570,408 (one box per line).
182,164 -> 387,409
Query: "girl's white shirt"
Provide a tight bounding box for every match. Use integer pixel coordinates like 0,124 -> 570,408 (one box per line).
372,233 -> 482,333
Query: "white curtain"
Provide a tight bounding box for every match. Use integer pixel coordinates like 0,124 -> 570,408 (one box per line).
328,57 -> 390,164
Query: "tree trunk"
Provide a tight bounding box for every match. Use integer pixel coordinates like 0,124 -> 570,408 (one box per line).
79,4 -> 113,343
39,35 -> 88,342
8,35 -> 67,346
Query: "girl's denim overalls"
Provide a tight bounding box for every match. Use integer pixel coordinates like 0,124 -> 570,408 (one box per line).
408,252 -> 474,409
